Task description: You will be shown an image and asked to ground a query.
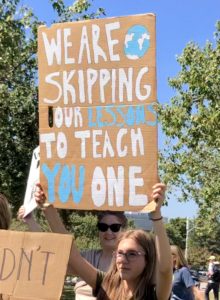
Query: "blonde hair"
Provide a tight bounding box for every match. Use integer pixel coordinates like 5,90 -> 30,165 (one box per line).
0,193 -> 11,229
171,245 -> 188,269
97,229 -> 156,300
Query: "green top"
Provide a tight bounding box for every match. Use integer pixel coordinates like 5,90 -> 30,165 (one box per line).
93,270 -> 157,300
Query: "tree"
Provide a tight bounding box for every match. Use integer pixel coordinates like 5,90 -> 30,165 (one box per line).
0,0 -> 104,216
166,218 -> 186,249
159,21 -> 220,222
0,0 -> 39,214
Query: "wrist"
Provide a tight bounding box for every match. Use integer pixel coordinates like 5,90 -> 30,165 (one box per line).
150,216 -> 163,221
149,211 -> 162,219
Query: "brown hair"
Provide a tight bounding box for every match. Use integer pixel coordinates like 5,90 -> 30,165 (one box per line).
97,211 -> 128,228
171,245 -> 188,269
0,193 -> 11,229
97,229 -> 156,300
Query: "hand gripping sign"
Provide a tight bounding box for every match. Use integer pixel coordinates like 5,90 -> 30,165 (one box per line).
38,13 -> 158,212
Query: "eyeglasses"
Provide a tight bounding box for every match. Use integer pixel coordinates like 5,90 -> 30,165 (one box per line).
97,222 -> 122,232
113,250 -> 145,262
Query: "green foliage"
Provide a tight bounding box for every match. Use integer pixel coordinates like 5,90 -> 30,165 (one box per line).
0,0 -> 40,214
0,0 -> 105,218
67,212 -> 100,249
166,218 -> 186,249
49,0 -> 105,22
159,21 -> 220,223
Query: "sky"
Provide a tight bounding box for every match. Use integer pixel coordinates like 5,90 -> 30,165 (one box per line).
21,0 -> 219,219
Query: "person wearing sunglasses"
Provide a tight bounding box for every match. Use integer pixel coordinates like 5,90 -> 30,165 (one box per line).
34,183 -> 127,300
36,182 -> 172,300
74,210 -> 127,300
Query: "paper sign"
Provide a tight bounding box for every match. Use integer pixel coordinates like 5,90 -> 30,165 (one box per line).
0,230 -> 72,300
23,146 -> 40,216
38,13 -> 158,211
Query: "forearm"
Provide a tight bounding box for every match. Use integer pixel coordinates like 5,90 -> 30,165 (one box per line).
153,218 -> 172,273
43,205 -> 68,234
25,217 -> 42,232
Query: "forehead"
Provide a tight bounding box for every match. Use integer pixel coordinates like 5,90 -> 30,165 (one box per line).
100,214 -> 122,224
118,238 -> 144,252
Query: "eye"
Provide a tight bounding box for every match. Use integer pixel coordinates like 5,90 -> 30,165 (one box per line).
127,251 -> 138,258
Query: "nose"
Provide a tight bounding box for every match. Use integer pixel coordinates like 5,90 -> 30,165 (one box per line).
118,253 -> 129,262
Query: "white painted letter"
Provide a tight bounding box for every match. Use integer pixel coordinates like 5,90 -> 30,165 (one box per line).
92,167 -> 106,207
129,166 -> 148,206
42,30 -> 61,65
44,72 -> 62,104
136,67 -> 151,100
105,22 -> 120,61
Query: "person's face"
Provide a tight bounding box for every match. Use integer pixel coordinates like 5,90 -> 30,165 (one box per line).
115,238 -> 146,283
98,215 -> 123,251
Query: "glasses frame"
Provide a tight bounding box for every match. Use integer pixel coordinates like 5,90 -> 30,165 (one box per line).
97,222 -> 122,232
113,250 -> 146,262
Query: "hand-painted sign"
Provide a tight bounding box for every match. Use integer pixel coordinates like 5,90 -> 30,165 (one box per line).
38,13 -> 158,211
0,230 -> 72,299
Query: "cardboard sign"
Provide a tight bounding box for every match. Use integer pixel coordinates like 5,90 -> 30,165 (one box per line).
23,146 -> 40,216
38,13 -> 158,212
0,230 -> 72,300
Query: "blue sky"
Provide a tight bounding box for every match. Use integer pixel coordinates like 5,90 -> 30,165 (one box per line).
22,0 -> 219,218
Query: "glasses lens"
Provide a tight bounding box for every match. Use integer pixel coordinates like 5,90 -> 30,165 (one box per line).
109,224 -> 122,232
97,223 -> 108,232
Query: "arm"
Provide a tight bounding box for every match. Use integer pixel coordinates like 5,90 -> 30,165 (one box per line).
17,205 -> 42,232
35,183 -> 98,288
150,183 -> 173,300
191,285 -> 204,300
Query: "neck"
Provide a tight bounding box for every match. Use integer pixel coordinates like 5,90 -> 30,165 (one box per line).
123,279 -> 138,296
102,247 -> 114,256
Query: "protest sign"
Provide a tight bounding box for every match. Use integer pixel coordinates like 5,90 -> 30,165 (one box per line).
0,230 -> 72,299
23,146 -> 40,216
38,13 -> 158,211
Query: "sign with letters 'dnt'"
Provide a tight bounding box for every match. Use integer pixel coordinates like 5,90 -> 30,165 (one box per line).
0,230 -> 72,300
38,13 -> 158,212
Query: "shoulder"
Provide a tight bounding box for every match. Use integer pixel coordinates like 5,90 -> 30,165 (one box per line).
81,249 -> 102,261
179,266 -> 190,274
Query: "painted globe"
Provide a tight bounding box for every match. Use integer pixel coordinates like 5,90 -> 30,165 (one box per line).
124,25 -> 150,60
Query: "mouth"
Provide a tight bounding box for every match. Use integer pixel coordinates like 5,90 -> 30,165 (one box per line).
104,237 -> 115,241
119,267 -> 130,272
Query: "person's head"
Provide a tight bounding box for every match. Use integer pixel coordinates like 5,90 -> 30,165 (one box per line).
98,229 -> 156,299
171,245 -> 188,269
208,255 -> 216,263
97,211 -> 127,251
0,193 -> 11,229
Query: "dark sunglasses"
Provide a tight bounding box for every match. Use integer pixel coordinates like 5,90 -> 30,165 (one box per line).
97,222 -> 122,232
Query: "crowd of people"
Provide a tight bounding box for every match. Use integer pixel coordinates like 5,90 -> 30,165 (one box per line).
0,184 -> 219,300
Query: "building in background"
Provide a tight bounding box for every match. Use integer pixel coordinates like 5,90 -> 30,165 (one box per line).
125,212 -> 168,231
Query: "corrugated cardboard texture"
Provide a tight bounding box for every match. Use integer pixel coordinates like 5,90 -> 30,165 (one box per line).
38,14 -> 158,212
0,230 -> 72,299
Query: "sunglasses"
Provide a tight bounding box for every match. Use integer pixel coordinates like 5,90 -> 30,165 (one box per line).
97,222 -> 122,232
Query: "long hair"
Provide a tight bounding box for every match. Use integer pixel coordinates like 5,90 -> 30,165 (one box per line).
0,193 -> 11,229
97,229 -> 156,300
171,245 -> 188,269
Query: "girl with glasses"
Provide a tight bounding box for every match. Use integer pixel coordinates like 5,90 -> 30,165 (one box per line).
36,182 -> 172,300
32,184 -> 127,300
